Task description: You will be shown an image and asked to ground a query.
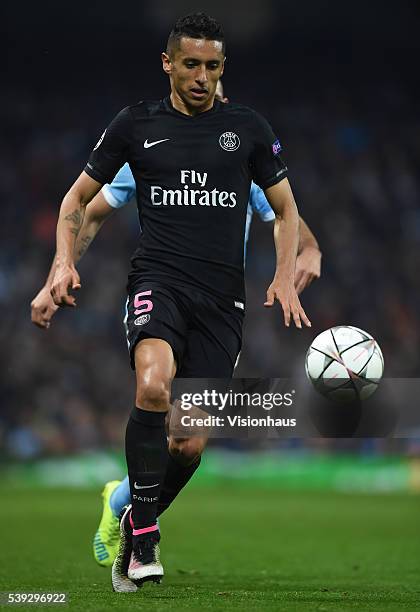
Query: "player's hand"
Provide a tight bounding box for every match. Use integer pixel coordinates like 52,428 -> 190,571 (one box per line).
31,286 -> 59,329
264,279 -> 311,329
294,247 -> 322,295
50,264 -> 81,307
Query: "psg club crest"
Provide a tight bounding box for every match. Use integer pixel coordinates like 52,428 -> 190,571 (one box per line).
134,314 -> 151,326
219,131 -> 241,152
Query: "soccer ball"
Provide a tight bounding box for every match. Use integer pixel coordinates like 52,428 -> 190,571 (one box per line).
305,326 -> 384,403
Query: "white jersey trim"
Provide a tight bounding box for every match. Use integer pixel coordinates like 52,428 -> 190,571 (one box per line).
102,184 -> 124,209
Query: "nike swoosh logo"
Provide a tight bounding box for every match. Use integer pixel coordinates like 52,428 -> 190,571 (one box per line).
134,482 -> 159,490
144,138 -> 170,149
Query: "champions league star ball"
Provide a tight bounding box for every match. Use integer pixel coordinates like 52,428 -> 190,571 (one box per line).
305,326 -> 384,403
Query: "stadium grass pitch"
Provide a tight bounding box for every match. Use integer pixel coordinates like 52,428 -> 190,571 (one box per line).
0,486 -> 419,611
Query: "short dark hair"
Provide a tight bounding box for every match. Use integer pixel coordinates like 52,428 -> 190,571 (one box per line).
167,13 -> 226,56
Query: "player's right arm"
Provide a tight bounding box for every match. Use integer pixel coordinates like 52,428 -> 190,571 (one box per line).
50,172 -> 102,307
31,192 -> 113,327
50,106 -> 133,308
31,162 -> 136,328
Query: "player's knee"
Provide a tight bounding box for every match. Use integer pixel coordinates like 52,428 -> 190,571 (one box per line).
169,438 -> 204,466
136,380 -> 170,412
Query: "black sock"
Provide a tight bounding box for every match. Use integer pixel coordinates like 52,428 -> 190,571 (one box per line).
157,452 -> 201,517
125,407 -> 168,530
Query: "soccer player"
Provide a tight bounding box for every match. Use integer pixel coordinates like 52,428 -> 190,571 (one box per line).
30,81 -> 321,581
31,161 -> 321,576
31,82 -> 320,329
48,13 -> 312,587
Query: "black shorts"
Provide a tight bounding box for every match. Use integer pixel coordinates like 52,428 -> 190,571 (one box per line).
124,280 -> 244,377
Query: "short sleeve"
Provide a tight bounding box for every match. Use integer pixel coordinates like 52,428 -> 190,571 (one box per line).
102,163 -> 136,208
250,112 -> 288,190
249,183 -> 275,222
84,107 -> 133,185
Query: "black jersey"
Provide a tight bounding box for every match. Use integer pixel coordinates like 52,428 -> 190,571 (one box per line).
85,97 -> 287,303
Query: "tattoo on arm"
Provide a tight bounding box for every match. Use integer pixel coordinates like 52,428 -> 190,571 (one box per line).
64,209 -> 84,237
64,209 -> 82,226
77,235 -> 92,260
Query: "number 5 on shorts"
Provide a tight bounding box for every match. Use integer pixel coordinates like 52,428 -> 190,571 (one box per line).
134,290 -> 153,315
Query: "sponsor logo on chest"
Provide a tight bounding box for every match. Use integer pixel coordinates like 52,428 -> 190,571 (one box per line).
150,169 -> 237,208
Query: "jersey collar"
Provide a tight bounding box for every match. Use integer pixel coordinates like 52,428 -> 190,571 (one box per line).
163,96 -> 221,119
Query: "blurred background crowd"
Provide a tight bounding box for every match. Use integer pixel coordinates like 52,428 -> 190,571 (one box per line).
1,0 -> 420,459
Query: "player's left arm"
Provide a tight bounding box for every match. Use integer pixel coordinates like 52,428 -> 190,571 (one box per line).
250,182 -> 321,294
263,178 -> 311,328
295,217 -> 322,295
